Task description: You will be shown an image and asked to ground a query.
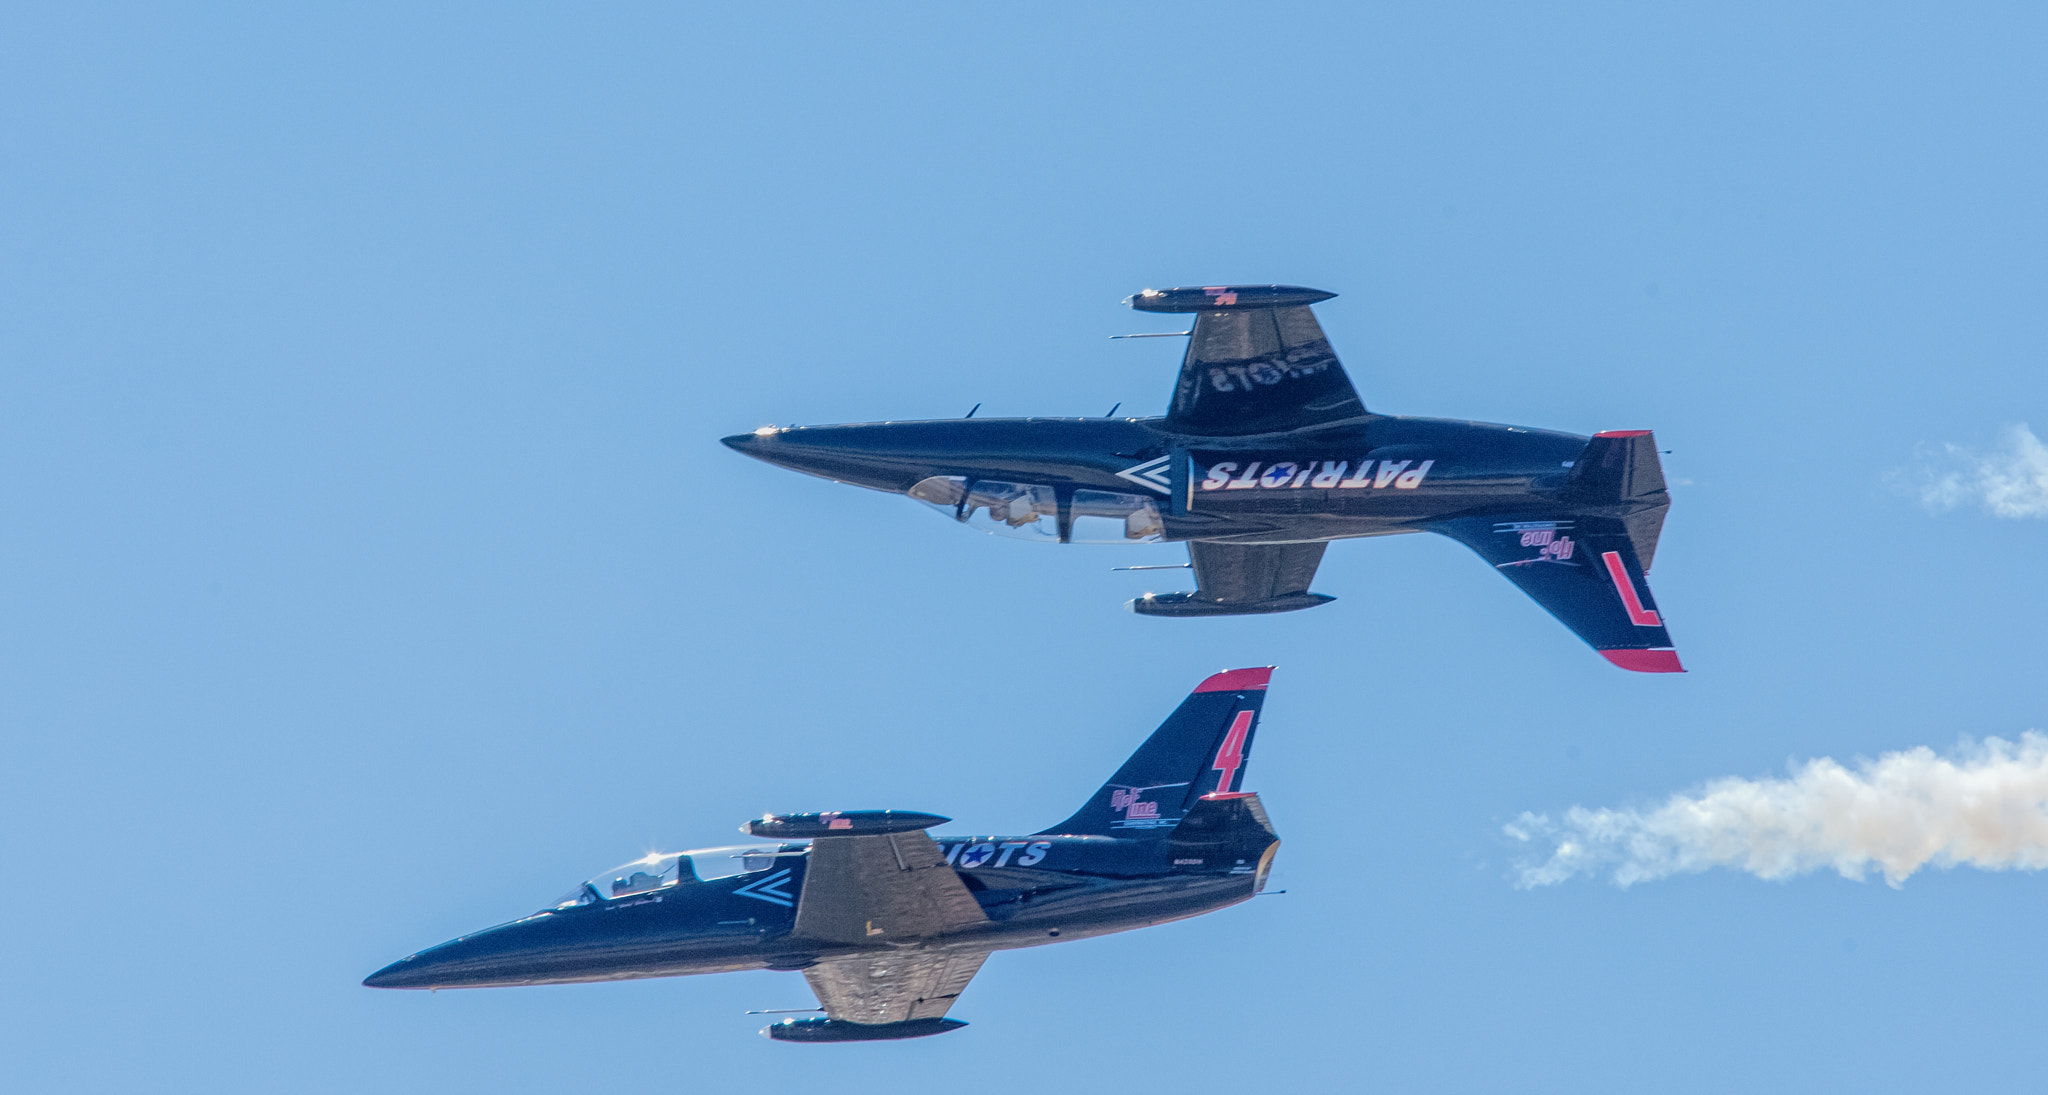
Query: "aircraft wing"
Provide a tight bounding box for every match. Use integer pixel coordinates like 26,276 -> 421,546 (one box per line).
1432,514 -> 1683,672
1129,285 -> 1367,436
792,830 -> 988,946
1128,540 -> 1336,617
802,949 -> 991,1025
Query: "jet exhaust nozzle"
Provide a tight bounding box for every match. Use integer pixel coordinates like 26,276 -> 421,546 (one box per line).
762,1017 -> 968,1042
745,810 -> 950,839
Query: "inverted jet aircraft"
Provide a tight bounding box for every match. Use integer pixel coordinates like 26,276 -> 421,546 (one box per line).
365,667 -> 1282,1041
724,285 -> 1681,672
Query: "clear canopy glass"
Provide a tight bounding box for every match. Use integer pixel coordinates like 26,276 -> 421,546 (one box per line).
549,844 -> 802,909
907,477 -> 1163,544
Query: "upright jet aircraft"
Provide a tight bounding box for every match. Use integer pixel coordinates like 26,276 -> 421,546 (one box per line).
725,285 -> 1681,672
365,668 -> 1282,1041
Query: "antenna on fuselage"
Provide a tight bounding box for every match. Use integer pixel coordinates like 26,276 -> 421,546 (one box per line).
964,403 -> 980,418
1104,403 -> 1120,417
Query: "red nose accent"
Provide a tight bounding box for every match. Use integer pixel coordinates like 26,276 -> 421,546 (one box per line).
1600,649 -> 1685,673
1195,667 -> 1273,693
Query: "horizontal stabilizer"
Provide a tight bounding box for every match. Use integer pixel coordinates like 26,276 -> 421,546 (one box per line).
1169,792 -> 1281,890
1564,430 -> 1672,571
1171,794 -> 1277,859
1170,792 -> 1277,844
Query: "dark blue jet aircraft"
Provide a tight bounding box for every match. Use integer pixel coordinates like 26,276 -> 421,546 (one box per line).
365,667 -> 1281,1041
725,285 -> 1681,672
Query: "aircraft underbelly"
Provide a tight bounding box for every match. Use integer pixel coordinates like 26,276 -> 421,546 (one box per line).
486,954 -> 773,987
519,876 -> 1259,978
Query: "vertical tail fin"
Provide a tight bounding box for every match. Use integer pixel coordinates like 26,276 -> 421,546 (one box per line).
1431,429 -> 1683,672
1037,667 -> 1272,837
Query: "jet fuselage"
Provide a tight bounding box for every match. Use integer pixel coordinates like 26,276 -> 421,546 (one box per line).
717,285 -> 1681,669
364,834 -> 1267,990
724,413 -> 1589,546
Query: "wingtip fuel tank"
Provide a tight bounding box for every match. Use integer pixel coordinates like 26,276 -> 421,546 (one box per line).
762,1017 -> 969,1042
1126,284 -> 1337,312
744,810 -> 950,839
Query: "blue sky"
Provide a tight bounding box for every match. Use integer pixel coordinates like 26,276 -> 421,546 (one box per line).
4,5 -> 2046,1091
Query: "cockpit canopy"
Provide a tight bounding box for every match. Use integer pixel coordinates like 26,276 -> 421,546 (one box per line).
550,844 -> 804,910
908,476 -> 1164,544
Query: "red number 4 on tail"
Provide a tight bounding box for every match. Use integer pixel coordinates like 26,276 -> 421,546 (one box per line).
1211,710 -> 1254,792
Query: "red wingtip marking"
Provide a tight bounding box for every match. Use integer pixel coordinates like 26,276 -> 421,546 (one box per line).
1593,429 -> 1653,438
1195,667 -> 1273,692
1601,649 -> 1685,673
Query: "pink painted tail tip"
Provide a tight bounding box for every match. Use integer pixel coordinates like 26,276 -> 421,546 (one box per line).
1593,429 -> 1653,438
1600,648 -> 1685,673
1195,666 -> 1274,692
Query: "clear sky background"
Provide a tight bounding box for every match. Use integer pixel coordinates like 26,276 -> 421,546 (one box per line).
5,5 -> 2046,1092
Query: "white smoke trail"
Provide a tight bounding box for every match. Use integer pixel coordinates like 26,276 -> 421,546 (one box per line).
1506,733 -> 2048,888
1896,423 -> 2048,518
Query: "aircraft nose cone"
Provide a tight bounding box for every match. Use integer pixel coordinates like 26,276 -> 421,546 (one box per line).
718,422 -> 937,492
721,429 -> 778,456
362,956 -> 432,990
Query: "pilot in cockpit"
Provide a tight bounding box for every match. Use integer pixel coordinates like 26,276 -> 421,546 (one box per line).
610,871 -> 665,897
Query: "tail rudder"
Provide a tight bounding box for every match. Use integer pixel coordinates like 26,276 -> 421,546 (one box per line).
1038,667 -> 1272,837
